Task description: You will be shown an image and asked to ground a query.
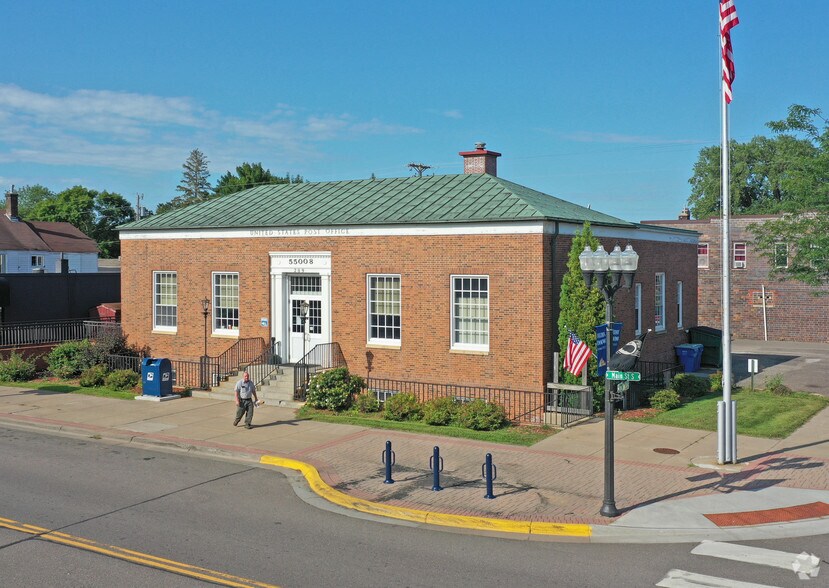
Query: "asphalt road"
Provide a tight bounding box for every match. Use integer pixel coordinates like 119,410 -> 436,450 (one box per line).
0,426 -> 825,587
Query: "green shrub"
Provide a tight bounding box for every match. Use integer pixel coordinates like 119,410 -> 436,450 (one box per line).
306,367 -> 364,412
79,364 -> 109,387
105,369 -> 139,391
671,373 -> 710,400
353,391 -> 381,413
709,371 -> 724,393
422,397 -> 459,426
0,352 -> 37,381
47,340 -> 93,378
382,393 -> 423,421
650,388 -> 681,411
456,399 -> 507,431
764,373 -> 793,396
88,329 -> 146,365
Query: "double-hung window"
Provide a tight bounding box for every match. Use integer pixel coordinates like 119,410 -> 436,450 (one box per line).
213,272 -> 239,334
697,243 -> 709,269
654,273 -> 666,332
774,243 -> 788,268
451,275 -> 489,352
676,281 -> 683,329
634,283 -> 642,336
367,275 -> 401,345
153,271 -> 177,331
733,242 -> 747,269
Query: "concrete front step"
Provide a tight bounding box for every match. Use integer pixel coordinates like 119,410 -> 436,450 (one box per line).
191,365 -> 304,408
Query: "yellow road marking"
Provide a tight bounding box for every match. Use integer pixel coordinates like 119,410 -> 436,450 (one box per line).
260,455 -> 592,537
0,516 -> 279,588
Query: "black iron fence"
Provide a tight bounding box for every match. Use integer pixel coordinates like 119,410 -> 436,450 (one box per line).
544,384 -> 594,427
0,318 -> 119,348
105,353 -> 214,390
293,343 -> 347,401
626,361 -> 681,409
365,377 -> 548,426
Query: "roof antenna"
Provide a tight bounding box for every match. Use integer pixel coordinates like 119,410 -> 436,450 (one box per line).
408,163 -> 432,178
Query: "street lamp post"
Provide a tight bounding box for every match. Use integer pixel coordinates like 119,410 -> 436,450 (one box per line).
201,298 -> 210,357
579,243 -> 639,518
201,298 -> 210,389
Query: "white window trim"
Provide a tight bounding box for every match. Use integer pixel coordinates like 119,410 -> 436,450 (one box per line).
367,274 -> 401,346
634,283 -> 642,336
654,272 -> 666,333
676,281 -> 683,329
774,242 -> 789,268
697,243 -> 709,269
153,270 -> 177,332
31,254 -> 44,267
212,272 -> 240,336
451,274 -> 490,352
733,242 -> 747,269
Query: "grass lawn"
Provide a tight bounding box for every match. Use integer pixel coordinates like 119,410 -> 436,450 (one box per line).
621,389 -> 828,439
296,406 -> 556,446
0,378 -> 138,400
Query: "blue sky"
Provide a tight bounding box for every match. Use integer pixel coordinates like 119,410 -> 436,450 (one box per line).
1,1 -> 826,222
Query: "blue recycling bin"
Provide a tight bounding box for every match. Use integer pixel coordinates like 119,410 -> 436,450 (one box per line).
141,358 -> 173,397
675,344 -> 704,373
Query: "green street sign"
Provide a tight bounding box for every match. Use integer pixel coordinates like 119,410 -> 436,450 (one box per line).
606,371 -> 641,381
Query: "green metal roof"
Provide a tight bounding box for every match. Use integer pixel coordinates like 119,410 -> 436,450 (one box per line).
119,173 -> 636,231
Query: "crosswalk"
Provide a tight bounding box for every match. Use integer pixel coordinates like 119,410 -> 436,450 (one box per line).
656,541 -> 821,587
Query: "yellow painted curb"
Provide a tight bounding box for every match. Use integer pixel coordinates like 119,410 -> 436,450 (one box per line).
260,455 -> 592,537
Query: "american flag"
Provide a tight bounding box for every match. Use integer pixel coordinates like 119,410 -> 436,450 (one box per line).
720,0 -> 739,103
564,329 -> 592,377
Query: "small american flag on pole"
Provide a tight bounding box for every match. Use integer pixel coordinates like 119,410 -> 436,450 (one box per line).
720,0 -> 740,103
564,329 -> 592,377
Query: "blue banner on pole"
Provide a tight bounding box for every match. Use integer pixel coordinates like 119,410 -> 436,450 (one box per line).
595,322 -> 622,377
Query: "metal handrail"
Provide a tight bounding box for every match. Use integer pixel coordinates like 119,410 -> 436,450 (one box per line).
211,337 -> 267,382
293,342 -> 347,401
246,339 -> 282,387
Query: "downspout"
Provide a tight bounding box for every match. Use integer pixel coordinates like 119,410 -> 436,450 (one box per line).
550,221 -> 560,385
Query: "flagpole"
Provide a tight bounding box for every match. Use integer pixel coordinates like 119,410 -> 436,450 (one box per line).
718,0 -> 738,465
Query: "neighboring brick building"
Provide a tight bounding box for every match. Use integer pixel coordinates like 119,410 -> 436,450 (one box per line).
643,211 -> 829,343
119,145 -> 698,394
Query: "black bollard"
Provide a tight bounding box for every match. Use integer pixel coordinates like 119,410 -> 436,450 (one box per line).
481,452 -> 497,499
381,440 -> 395,484
429,446 -> 444,491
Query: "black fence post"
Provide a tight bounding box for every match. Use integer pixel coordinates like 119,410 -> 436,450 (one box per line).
381,440 -> 395,484
430,446 -> 443,491
481,453 -> 497,499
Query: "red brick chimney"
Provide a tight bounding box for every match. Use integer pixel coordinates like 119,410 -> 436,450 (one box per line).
459,142 -> 501,176
5,187 -> 19,221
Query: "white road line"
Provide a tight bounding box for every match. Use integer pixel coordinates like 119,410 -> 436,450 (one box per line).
656,569 -> 781,588
691,540 -> 818,574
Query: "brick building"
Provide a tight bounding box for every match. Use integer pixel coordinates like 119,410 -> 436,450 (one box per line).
643,211 -> 829,343
119,145 -> 698,394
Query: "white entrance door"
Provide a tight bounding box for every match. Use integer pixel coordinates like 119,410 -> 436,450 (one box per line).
287,275 -> 324,363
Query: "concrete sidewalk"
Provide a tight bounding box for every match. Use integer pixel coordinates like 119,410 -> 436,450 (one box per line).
0,384 -> 827,543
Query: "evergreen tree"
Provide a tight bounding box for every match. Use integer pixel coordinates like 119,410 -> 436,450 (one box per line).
557,223 -> 605,406
177,148 -> 212,203
214,162 -> 302,197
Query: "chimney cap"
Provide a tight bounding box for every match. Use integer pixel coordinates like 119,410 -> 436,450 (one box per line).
474,141 -> 486,150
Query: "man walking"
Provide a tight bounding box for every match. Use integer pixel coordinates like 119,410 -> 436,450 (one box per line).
233,372 -> 258,429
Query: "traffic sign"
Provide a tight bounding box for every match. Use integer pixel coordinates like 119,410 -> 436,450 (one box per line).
606,371 -> 641,381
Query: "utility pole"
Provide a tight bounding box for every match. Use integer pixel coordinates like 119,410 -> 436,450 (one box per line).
408,163 -> 432,177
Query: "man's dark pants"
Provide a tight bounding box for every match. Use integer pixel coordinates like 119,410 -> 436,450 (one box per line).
235,399 -> 254,426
